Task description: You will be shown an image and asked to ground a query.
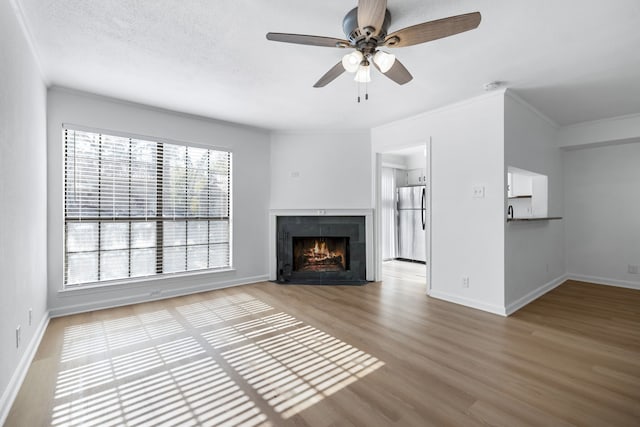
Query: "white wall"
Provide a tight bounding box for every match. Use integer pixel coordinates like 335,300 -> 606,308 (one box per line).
405,153 -> 426,170
270,131 -> 372,209
373,92 -> 506,315
47,88 -> 271,316
380,153 -> 406,169
504,92 -> 565,312
0,1 -> 48,420
564,142 -> 640,289
558,113 -> 640,149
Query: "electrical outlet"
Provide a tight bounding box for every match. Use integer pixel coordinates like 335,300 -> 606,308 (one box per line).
462,277 -> 470,288
29,308 -> 32,326
16,326 -> 21,348
290,171 -> 300,178
150,290 -> 162,297
628,265 -> 639,274
472,186 -> 485,198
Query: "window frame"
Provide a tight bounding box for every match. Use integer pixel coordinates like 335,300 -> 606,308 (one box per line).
61,123 -> 234,290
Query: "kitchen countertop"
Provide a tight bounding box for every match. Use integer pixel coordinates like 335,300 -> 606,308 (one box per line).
507,217 -> 563,222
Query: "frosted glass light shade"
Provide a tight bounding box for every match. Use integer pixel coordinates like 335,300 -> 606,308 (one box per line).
354,64 -> 371,83
342,51 -> 364,73
373,51 -> 396,73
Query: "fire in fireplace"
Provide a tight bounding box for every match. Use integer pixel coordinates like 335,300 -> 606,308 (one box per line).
293,237 -> 349,272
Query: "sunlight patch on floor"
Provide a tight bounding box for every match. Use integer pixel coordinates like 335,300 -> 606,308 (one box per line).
223,325 -> 384,419
51,293 -> 383,425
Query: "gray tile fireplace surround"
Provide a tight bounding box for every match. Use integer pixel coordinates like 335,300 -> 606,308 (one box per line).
275,215 -> 367,285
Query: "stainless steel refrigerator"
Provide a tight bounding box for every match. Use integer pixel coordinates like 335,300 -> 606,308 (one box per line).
396,186 -> 426,262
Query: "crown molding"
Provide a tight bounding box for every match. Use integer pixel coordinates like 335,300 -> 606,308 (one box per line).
504,89 -> 560,129
9,0 -> 49,86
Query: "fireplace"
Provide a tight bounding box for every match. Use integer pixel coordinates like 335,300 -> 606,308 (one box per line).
276,216 -> 366,285
293,237 -> 349,272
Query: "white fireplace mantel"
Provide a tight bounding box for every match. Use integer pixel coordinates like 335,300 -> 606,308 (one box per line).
268,209 -> 374,282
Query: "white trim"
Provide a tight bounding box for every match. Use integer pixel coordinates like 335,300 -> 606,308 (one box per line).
269,209 -> 374,217
270,129 -> 370,136
268,209 -> 374,282
505,274 -> 568,315
374,154 -> 383,281
428,290 -> 507,316
567,274 -> 640,290
8,0 -> 49,85
50,275 -> 269,318
559,137 -> 640,151
59,268 -> 237,293
0,311 -> 50,426
426,138 -> 432,295
505,89 -> 560,129
561,111 -> 640,130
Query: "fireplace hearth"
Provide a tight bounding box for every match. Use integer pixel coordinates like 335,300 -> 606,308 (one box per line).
276,216 -> 366,285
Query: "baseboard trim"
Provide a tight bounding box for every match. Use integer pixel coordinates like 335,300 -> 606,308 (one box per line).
428,290 -> 507,317
505,274 -> 568,316
0,311 -> 50,426
567,274 -> 640,290
50,275 -> 270,318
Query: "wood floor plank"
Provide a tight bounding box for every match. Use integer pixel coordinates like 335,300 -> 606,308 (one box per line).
5,263 -> 640,426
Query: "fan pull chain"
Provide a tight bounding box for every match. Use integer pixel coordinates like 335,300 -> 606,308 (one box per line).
356,81 -> 370,103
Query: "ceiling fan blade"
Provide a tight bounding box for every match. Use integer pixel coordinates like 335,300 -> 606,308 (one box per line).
373,58 -> 413,85
313,62 -> 345,88
358,0 -> 387,37
385,12 -> 481,48
266,32 -> 350,48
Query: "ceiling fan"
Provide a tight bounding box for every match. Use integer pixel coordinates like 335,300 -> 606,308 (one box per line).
266,0 -> 481,93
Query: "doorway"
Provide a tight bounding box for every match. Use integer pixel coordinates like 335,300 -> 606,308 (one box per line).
375,142 -> 431,293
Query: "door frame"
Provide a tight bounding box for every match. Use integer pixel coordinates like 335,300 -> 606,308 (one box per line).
374,139 -> 432,295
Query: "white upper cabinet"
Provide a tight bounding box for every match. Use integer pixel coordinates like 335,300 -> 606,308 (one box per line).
407,168 -> 426,186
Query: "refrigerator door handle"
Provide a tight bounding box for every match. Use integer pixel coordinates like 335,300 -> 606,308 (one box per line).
421,187 -> 426,230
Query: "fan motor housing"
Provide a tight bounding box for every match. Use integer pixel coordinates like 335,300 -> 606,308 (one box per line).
342,7 -> 391,45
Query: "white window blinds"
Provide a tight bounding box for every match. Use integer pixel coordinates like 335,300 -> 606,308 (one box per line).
63,127 -> 232,288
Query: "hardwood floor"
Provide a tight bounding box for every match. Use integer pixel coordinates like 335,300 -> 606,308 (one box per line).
6,273 -> 640,426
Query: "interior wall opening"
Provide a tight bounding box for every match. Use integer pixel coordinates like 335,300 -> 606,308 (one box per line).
377,143 -> 429,291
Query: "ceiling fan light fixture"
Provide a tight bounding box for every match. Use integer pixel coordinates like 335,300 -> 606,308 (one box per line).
354,63 -> 371,83
342,51 -> 364,73
266,4 -> 482,91
373,51 -> 396,73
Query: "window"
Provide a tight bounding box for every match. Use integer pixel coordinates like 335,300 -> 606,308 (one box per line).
63,127 -> 232,288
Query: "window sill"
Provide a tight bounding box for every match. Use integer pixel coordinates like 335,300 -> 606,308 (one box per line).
58,267 -> 236,294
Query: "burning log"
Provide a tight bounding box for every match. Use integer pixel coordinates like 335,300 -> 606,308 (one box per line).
303,255 -> 343,266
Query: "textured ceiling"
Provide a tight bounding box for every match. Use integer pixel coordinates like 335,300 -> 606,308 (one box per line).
16,0 -> 640,130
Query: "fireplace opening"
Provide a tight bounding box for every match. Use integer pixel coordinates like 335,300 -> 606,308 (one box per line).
276,215 -> 366,285
293,237 -> 349,272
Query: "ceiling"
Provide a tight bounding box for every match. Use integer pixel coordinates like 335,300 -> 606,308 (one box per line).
16,0 -> 640,131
